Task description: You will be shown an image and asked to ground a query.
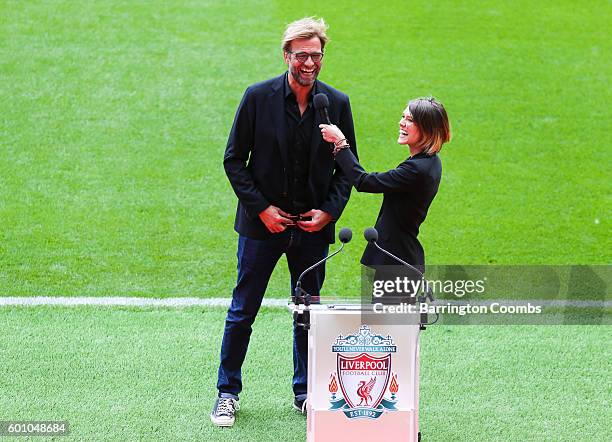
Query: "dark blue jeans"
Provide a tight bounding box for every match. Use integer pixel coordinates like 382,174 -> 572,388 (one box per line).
216,229 -> 329,400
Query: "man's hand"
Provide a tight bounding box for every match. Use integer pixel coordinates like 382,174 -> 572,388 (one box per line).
259,205 -> 292,233
297,209 -> 333,232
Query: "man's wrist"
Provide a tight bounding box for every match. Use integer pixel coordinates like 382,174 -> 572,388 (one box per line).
316,208 -> 335,222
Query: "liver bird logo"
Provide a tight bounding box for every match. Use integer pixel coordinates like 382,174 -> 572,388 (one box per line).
356,377 -> 377,406
337,352 -> 391,410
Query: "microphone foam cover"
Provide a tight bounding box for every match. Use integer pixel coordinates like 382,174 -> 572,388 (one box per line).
363,227 -> 378,243
338,227 -> 352,243
313,93 -> 329,110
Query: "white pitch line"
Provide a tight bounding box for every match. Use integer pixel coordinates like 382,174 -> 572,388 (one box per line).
443,299 -> 612,308
0,296 -> 288,308
0,297 -> 609,308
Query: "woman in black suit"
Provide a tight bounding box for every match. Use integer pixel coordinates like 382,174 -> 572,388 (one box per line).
319,97 -> 451,271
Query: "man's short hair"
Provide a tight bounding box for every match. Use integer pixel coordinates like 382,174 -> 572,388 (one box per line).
282,17 -> 329,52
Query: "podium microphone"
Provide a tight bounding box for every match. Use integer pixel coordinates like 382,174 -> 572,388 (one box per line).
363,227 -> 423,275
313,93 -> 332,124
293,227 -> 352,329
364,227 -> 436,329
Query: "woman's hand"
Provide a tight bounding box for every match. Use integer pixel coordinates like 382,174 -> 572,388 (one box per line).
319,124 -> 346,144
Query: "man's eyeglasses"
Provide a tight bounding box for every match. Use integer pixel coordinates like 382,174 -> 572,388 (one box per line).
286,51 -> 324,63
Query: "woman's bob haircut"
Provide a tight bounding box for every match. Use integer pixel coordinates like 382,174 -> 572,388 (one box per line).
409,97 -> 451,155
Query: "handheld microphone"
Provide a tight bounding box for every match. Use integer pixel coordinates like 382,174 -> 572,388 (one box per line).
292,227 -> 352,329
313,93 -> 332,125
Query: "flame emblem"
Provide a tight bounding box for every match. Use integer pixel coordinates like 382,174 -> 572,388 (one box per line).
389,373 -> 398,400
329,373 -> 338,400
389,374 -> 398,394
329,373 -> 338,393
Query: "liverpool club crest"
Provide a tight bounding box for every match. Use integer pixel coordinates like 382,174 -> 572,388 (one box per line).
329,325 -> 399,419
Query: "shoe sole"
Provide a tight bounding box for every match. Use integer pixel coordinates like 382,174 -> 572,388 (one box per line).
210,413 -> 235,427
293,403 -> 306,414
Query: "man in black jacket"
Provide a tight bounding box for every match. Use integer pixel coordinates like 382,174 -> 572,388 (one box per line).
211,17 -> 357,427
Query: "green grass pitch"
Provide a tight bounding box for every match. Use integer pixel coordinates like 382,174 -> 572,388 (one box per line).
1,0 -> 609,296
0,1 -> 610,441
0,307 -> 610,441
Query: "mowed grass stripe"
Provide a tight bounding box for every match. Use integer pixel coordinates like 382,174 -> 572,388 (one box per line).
1,1 -> 610,297
0,307 -> 609,441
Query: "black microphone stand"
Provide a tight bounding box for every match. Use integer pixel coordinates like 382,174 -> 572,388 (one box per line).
366,228 -> 437,330
292,243 -> 347,330
292,228 -> 352,330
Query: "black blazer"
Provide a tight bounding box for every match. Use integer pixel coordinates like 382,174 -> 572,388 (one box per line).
334,148 -> 442,266
223,73 -> 357,243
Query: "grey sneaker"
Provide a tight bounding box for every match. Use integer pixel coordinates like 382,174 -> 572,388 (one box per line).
210,397 -> 240,427
293,397 -> 307,415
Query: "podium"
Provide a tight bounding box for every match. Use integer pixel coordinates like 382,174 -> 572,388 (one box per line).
304,304 -> 421,442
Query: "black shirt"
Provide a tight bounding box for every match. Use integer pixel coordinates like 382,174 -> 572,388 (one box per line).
283,73 -> 314,214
